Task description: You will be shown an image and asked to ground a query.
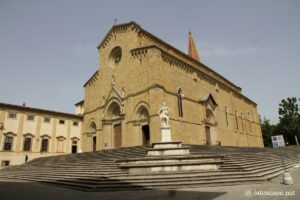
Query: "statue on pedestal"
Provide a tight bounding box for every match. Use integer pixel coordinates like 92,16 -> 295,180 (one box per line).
158,103 -> 170,128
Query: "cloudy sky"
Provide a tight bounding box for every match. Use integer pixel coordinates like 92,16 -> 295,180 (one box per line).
1,0 -> 299,123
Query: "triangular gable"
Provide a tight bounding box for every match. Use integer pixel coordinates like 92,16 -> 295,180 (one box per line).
97,21 -> 141,49
200,93 -> 218,109
105,87 -> 122,103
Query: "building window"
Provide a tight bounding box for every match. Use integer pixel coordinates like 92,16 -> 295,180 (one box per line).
27,115 -> 35,121
23,138 -> 32,151
72,140 -> 78,145
59,120 -> 65,125
8,112 -> 17,119
1,160 -> 10,166
41,139 -> 48,152
177,88 -> 184,117
73,121 -> 78,126
235,110 -> 238,130
248,112 -> 252,133
225,106 -> 228,126
43,117 -> 50,123
109,46 -> 122,67
3,136 -> 13,151
241,112 -> 244,131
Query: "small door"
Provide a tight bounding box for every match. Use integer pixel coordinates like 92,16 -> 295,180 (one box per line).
205,126 -> 211,145
92,136 -> 97,152
72,145 -> 77,154
142,125 -> 150,145
114,123 -> 122,148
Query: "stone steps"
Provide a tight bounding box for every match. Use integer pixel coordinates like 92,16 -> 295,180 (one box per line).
1,145 -> 299,191
220,160 -> 296,170
0,162 -> 292,187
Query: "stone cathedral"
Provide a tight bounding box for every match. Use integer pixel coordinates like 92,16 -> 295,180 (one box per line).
81,21 -> 263,152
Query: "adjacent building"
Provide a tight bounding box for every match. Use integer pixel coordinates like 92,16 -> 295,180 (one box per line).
0,102 -> 82,168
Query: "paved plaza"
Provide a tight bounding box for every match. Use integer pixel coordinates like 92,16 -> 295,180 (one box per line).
0,165 -> 298,200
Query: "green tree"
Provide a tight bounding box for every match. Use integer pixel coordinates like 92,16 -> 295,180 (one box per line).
277,97 -> 300,145
261,116 -> 276,147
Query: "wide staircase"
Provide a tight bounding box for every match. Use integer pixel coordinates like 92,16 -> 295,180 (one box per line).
0,145 -> 299,191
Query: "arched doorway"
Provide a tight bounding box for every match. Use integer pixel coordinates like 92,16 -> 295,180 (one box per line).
205,109 -> 215,145
89,121 -> 97,152
106,102 -> 122,148
137,106 -> 150,145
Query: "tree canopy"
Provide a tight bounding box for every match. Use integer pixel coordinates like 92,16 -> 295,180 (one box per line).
261,97 -> 300,146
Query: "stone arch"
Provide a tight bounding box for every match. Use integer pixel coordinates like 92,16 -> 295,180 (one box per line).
102,99 -> 124,149
106,101 -> 122,119
88,120 -> 97,132
135,102 -> 150,120
138,107 -> 149,120
135,102 -> 151,145
88,120 -> 97,152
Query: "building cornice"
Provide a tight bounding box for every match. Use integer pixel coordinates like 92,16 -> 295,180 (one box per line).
83,71 -> 99,87
0,102 -> 83,120
83,83 -> 256,116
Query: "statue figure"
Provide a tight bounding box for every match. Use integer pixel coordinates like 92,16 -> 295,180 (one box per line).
158,103 -> 170,128
111,75 -> 116,85
120,86 -> 126,97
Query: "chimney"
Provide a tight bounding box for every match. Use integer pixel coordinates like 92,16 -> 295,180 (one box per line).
22,102 -> 26,107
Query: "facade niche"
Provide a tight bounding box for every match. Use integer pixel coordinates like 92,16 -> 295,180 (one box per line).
177,88 -> 184,117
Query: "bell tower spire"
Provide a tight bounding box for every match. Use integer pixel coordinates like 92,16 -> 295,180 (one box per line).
188,31 -> 200,62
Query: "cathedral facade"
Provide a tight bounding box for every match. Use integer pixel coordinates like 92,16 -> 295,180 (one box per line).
81,21 -> 263,152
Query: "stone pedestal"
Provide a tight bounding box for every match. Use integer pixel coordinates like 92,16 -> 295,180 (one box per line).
117,125 -> 223,174
118,153 -> 223,174
161,127 -> 171,142
152,142 -> 182,149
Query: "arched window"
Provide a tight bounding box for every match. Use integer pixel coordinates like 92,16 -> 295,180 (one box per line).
138,107 -> 149,120
177,88 -> 184,117
235,110 -> 238,130
241,112 -> 244,131
248,112 -> 252,133
106,102 -> 121,119
89,121 -> 97,152
225,106 -> 228,126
